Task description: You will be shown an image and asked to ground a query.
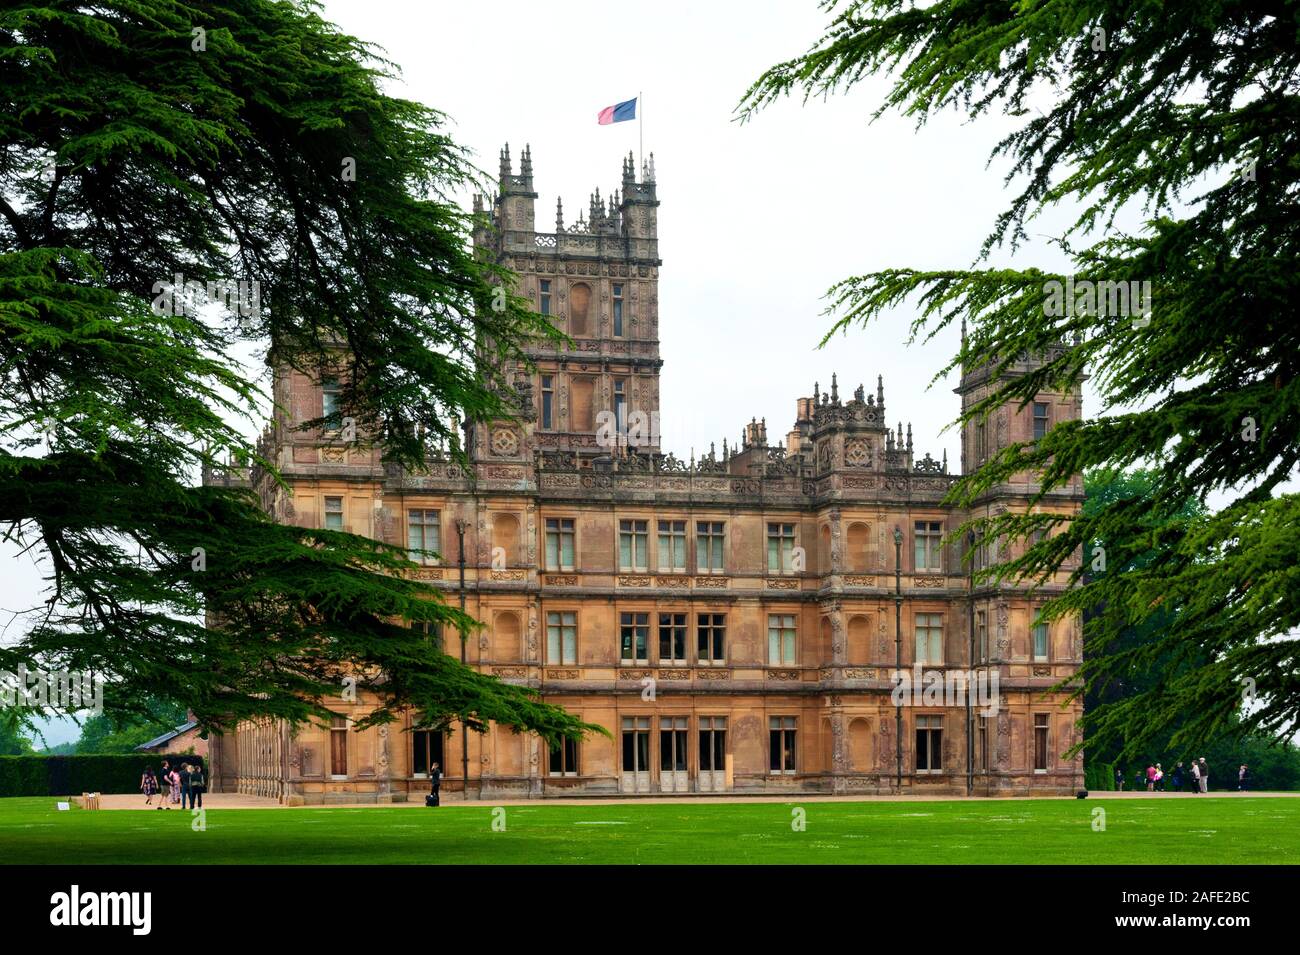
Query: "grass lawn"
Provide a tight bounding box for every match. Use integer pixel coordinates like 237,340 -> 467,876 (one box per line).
0,796 -> 1296,864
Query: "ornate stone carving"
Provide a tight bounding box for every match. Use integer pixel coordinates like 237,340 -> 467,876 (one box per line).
490,428 -> 520,457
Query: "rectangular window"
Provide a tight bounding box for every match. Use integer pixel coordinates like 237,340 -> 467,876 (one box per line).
620,612 -> 649,664
613,379 -> 627,437
696,521 -> 725,573
1033,401 -> 1050,441
657,520 -> 686,572
657,613 -> 687,664
977,716 -> 988,771
544,517 -> 575,571
659,717 -> 687,773
975,420 -> 987,464
546,611 -> 577,665
539,279 -> 551,316
1034,714 -> 1050,771
767,613 -> 797,665
549,737 -> 578,777
406,509 -> 440,564
769,717 -> 796,774
621,716 -> 650,773
914,521 -> 943,572
409,620 -> 443,651
412,729 -> 443,777
322,377 -> 341,428
1032,622 -> 1049,661
618,519 -> 648,571
323,496 -> 344,532
612,284 -> 624,337
915,613 -> 943,665
767,522 -> 796,574
697,613 -> 726,664
699,717 -> 727,772
916,715 -> 942,773
541,375 -> 553,430
976,610 -> 988,663
329,716 -> 348,777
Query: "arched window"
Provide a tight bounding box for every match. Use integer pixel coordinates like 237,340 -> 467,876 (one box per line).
847,614 -> 871,663
846,522 -> 871,572
493,611 -> 521,663
569,283 -> 591,337
492,512 -> 520,567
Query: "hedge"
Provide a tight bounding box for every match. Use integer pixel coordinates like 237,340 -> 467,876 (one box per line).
0,755 -> 205,797
1084,760 -> 1116,792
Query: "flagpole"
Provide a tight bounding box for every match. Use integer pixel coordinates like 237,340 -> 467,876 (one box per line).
639,91 -> 643,175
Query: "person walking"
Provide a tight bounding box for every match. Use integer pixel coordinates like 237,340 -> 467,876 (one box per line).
1145,763 -> 1157,792
141,767 -> 159,807
1191,759 -> 1202,793
426,761 -> 442,807
1197,757 -> 1210,793
190,762 -> 205,809
1114,766 -> 1125,792
1171,762 -> 1184,792
1154,763 -> 1164,792
179,763 -> 193,809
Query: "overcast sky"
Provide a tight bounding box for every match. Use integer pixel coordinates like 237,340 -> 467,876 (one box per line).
0,1 -> 1186,744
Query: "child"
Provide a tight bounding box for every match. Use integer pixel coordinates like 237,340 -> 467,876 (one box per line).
167,766 -> 182,808
141,767 -> 158,807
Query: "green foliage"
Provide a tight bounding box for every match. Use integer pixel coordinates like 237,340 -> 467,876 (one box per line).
0,754 -> 177,796
741,1 -> 1300,758
0,716 -> 35,755
75,699 -> 188,754
1083,760 -> 1115,792
0,1 -> 596,745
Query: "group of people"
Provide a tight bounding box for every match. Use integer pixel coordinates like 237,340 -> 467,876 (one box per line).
140,759 -> 206,809
1115,758 -> 1251,793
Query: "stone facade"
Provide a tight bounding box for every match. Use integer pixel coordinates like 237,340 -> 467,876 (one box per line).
206,146 -> 1085,802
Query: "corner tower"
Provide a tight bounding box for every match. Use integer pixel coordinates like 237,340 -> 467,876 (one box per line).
473,146 -> 663,463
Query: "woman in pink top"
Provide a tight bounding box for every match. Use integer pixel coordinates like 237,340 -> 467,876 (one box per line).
1145,764 -> 1157,792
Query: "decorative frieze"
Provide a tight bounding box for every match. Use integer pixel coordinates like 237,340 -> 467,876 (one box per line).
655,575 -> 689,588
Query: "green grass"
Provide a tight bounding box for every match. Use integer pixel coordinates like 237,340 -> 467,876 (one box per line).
0,796 -> 1296,864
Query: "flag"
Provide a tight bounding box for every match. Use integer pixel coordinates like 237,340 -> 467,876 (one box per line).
598,97 -> 637,125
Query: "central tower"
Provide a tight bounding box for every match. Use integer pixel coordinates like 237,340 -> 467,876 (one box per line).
473,145 -> 662,462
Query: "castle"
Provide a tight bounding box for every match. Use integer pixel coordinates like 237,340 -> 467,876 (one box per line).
205,146 -> 1085,802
